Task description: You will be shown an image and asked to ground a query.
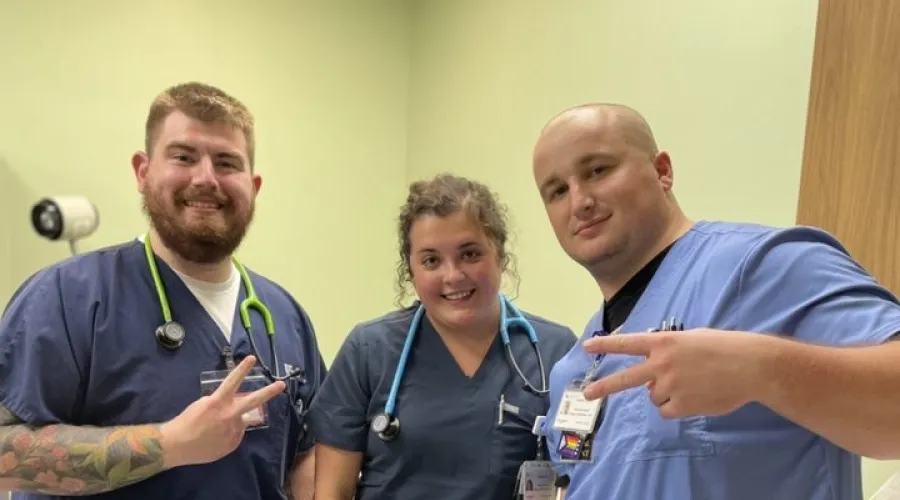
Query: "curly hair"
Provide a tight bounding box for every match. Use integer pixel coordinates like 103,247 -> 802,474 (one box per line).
394,173 -> 520,306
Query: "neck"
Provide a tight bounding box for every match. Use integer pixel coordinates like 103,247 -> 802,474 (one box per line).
147,228 -> 233,283
429,301 -> 502,346
594,211 -> 693,299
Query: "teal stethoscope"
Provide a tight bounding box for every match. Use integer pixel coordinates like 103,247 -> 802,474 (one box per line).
143,233 -> 304,386
370,295 -> 549,441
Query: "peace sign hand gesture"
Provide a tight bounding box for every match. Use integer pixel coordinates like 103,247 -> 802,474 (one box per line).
581,329 -> 772,418
160,355 -> 285,468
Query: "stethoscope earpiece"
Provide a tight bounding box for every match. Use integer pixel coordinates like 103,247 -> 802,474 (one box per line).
371,413 -> 400,442
155,321 -> 186,351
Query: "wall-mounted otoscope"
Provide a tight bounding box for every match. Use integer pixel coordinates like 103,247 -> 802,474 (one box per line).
30,196 -> 99,256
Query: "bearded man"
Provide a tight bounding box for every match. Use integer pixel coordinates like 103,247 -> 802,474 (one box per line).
0,82 -> 326,500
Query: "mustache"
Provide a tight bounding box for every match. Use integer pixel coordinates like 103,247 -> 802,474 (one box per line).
175,189 -> 229,205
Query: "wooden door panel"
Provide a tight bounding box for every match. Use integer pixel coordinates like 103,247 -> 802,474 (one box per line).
796,0 -> 900,293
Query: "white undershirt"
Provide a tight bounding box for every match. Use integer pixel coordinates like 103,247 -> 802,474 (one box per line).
137,234 -> 240,343
170,263 -> 240,343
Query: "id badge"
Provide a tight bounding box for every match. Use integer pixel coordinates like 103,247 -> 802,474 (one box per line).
514,460 -> 556,500
552,381 -> 603,434
200,368 -> 270,430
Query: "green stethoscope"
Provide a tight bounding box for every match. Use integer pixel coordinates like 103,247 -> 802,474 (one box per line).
143,233 -> 304,384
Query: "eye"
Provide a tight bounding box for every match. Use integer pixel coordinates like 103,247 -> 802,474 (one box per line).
548,184 -> 568,201
589,165 -> 611,178
422,255 -> 439,269
173,154 -> 194,164
461,249 -> 482,261
217,161 -> 239,170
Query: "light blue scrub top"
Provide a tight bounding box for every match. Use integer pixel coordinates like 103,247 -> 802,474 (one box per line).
545,221 -> 900,500
307,304 -> 577,500
0,240 -> 327,500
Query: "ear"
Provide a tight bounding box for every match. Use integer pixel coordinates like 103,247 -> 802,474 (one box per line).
131,151 -> 150,193
252,173 -> 263,195
653,152 -> 674,192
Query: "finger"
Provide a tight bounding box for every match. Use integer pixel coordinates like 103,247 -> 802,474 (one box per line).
583,361 -> 656,401
215,355 -> 257,398
583,333 -> 654,357
648,386 -> 670,407
657,399 -> 681,419
235,380 -> 285,414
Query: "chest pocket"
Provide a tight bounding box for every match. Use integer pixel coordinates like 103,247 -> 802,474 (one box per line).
489,392 -> 546,478
612,364 -> 716,462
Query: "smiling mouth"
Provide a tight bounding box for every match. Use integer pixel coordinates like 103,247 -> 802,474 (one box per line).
184,200 -> 224,210
442,289 -> 475,302
575,216 -> 609,235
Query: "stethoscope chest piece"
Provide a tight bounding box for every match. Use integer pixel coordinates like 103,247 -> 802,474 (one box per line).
371,413 -> 400,442
156,321 -> 186,350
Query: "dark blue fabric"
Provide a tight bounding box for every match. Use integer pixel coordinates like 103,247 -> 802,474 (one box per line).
0,239 -> 327,500
307,305 -> 577,500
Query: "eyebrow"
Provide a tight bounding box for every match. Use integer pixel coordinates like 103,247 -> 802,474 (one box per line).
416,241 -> 480,254
577,152 -> 618,165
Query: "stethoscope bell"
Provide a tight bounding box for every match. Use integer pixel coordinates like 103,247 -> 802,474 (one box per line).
371,413 -> 400,442
155,321 -> 186,351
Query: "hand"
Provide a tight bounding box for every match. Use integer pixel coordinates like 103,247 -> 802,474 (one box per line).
581,329 -> 774,418
160,355 -> 285,468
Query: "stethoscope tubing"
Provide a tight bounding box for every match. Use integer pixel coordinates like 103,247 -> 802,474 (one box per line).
381,295 -> 548,421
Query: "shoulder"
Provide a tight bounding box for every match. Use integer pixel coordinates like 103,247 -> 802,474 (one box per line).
520,310 -> 577,342
688,220 -> 846,261
244,269 -> 314,324
680,221 -> 852,281
347,305 -> 420,350
4,240 -> 141,317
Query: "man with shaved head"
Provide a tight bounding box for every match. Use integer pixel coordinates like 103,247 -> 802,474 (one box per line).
532,103 -> 900,500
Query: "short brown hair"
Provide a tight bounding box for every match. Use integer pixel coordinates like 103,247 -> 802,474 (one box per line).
395,173 -> 520,305
144,82 -> 256,169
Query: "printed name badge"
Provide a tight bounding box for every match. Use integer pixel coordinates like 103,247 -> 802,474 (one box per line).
552,381 -> 603,434
200,368 -> 270,431
515,460 -> 556,500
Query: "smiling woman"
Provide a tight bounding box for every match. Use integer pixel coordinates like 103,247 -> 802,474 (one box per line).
306,173 -> 578,500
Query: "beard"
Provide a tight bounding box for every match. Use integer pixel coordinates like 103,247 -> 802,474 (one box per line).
142,184 -> 254,265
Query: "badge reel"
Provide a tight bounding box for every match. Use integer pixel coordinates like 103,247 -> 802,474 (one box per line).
513,416 -> 557,500
200,364 -> 271,431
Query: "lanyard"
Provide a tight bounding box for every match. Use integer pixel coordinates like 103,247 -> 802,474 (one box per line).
581,327 -> 621,386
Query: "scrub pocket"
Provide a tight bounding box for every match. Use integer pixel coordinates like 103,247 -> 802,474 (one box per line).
489,394 -> 545,478
627,387 -> 716,461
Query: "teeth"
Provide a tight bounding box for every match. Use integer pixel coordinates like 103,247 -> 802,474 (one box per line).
445,290 -> 473,300
185,201 -> 220,209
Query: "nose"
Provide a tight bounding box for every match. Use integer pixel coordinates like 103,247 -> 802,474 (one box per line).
569,182 -> 595,218
191,156 -> 219,188
442,261 -> 467,284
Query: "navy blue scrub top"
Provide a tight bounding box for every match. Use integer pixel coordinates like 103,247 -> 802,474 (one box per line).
0,240 -> 328,500
307,304 -> 577,500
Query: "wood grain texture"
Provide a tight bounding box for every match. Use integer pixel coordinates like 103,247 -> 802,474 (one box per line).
797,0 -> 900,293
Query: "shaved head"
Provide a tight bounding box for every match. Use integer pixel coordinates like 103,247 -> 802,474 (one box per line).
537,103 -> 659,157
531,102 -> 689,298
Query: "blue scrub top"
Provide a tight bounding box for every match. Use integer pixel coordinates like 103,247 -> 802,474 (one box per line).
0,239 -> 327,500
545,221 -> 900,500
307,304 -> 577,500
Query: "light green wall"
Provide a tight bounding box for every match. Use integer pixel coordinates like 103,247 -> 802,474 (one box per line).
0,1 -> 895,498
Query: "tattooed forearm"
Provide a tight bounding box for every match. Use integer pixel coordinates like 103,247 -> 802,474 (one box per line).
0,406 -> 167,495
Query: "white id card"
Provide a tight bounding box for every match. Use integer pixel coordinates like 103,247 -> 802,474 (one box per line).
200,367 -> 270,430
515,460 -> 556,500
552,381 -> 603,434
